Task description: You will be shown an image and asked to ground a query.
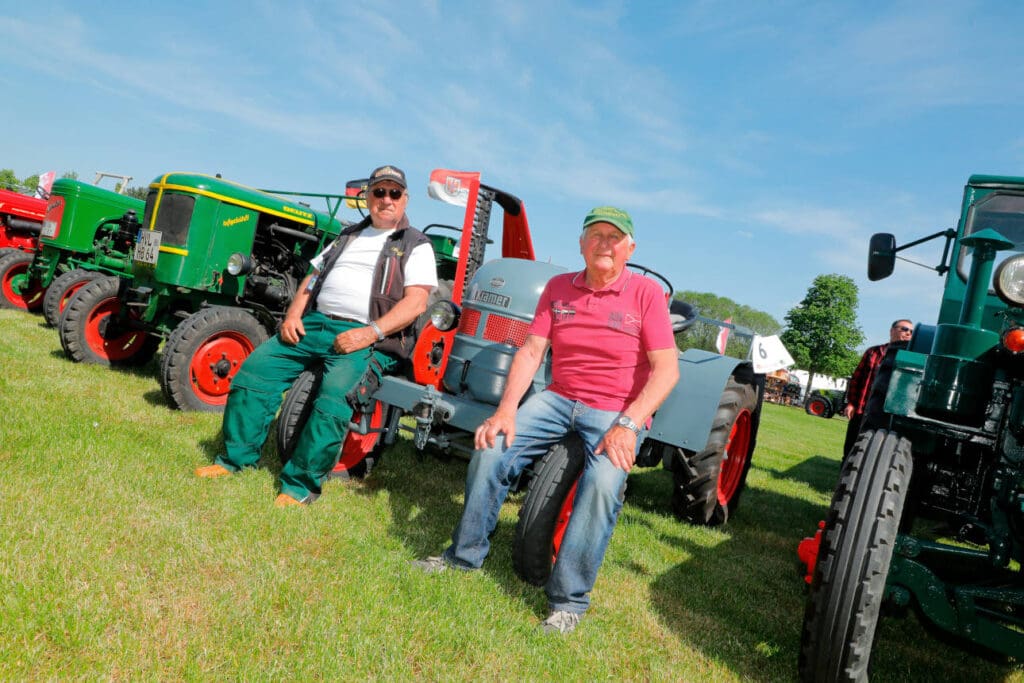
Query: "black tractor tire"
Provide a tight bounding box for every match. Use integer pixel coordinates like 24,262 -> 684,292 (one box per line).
671,375 -> 758,525
275,368 -> 323,463
43,269 -> 103,327
59,276 -> 159,366
798,429 -> 913,682
512,434 -> 588,587
0,249 -> 45,311
159,307 -> 269,412
805,395 -> 835,419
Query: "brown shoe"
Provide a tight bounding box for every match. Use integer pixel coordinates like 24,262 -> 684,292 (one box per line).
195,464 -> 231,478
274,493 -> 304,508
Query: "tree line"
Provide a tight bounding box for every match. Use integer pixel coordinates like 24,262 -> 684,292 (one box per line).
0,168 -> 148,200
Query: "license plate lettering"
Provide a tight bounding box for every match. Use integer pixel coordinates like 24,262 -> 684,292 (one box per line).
135,230 -> 162,264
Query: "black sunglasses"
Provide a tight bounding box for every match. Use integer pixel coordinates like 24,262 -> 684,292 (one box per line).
893,325 -> 913,332
371,187 -> 404,200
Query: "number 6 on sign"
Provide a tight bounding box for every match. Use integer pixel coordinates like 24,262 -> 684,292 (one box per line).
750,335 -> 795,374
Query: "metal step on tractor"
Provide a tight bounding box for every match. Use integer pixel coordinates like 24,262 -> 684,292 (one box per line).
57,172 -> 355,411
10,178 -> 145,325
275,170 -> 771,587
0,185 -> 48,310
798,173 -> 1024,681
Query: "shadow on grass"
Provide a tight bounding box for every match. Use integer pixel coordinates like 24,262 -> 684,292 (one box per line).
626,468 -> 1019,682
761,454 -> 841,495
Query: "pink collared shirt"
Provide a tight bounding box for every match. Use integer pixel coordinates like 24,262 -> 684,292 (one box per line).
527,268 -> 676,411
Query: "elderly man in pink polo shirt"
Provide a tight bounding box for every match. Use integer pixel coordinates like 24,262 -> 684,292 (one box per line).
414,206 -> 680,634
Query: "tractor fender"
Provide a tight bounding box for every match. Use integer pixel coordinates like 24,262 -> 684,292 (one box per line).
647,348 -> 753,451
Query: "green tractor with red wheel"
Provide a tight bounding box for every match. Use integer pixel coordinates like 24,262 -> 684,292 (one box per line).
58,172 -> 352,411
275,169 -> 768,583
798,174 -> 1024,680
12,178 -> 145,325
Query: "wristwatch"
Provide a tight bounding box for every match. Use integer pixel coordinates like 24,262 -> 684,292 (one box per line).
615,414 -> 641,436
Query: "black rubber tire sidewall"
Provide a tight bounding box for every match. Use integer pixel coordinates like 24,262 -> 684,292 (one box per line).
159,306 -> 269,412
670,375 -> 758,525
43,269 -> 102,327
275,368 -> 323,465
0,250 -> 43,311
511,434 -> 586,587
798,428 -> 913,682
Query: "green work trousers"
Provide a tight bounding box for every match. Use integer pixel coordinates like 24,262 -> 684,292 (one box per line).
216,311 -> 396,502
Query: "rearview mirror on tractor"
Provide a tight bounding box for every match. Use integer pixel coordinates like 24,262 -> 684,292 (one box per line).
868,233 -> 897,281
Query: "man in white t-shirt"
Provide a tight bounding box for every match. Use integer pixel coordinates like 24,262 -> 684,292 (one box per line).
195,165 -> 438,506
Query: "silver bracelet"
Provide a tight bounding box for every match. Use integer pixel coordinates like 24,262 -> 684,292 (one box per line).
369,320 -> 385,341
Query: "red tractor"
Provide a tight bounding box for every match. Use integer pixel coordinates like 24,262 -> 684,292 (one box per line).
0,187 -> 48,310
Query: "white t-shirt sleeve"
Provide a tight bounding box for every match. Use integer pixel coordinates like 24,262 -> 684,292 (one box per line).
308,241 -> 335,273
404,242 -> 438,289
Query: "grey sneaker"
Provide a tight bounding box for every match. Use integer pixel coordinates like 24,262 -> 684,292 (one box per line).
412,555 -> 449,574
541,610 -> 582,634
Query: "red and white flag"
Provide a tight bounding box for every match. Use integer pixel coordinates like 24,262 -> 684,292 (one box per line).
716,318 -> 732,354
427,169 -> 478,207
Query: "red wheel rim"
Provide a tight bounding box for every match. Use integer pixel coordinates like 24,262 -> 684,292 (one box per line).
83,297 -> 150,361
334,401 -> 384,473
188,331 -> 256,405
59,281 -> 90,315
1,261 -> 44,310
551,478 -> 580,565
808,399 -> 826,416
716,408 -> 752,506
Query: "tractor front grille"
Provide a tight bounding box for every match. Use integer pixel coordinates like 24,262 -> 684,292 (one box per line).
458,307 -> 529,347
483,314 -> 528,347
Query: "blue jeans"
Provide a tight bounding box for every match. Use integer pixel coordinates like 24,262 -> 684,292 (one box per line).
443,390 -> 632,614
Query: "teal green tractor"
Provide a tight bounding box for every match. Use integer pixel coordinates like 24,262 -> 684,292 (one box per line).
799,174 -> 1024,679
58,173 -> 349,411
21,178 -> 146,326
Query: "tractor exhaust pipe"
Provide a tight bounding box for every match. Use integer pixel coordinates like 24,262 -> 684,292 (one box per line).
6,218 -> 42,233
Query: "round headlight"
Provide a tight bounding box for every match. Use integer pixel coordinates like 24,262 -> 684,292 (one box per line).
994,254 -> 1024,305
429,301 -> 460,331
226,252 -> 252,276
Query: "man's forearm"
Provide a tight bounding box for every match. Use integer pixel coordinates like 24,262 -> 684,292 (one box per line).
495,337 -> 547,415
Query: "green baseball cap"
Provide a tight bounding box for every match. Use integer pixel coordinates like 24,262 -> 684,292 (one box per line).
582,206 -> 634,238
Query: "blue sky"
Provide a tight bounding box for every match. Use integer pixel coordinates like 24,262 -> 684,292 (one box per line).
3,1 -> 1023,349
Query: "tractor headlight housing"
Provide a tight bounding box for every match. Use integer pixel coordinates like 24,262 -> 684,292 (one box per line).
429,300 -> 460,331
994,254 -> 1024,306
226,252 -> 253,276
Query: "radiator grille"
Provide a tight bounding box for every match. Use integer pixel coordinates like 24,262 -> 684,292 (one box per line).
483,314 -> 529,347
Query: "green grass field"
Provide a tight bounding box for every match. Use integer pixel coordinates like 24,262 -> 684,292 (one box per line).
0,307 -> 1020,680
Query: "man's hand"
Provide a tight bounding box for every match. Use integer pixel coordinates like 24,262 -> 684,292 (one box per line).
595,425 -> 638,472
279,316 -> 305,345
844,404 -> 855,419
475,409 -> 517,450
333,326 -> 378,354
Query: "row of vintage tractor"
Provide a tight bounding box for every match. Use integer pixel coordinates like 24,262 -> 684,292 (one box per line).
3,168 -> 1020,673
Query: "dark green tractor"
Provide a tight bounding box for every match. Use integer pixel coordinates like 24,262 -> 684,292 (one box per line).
25,178 -> 145,326
799,174 -> 1024,680
58,173 -> 350,411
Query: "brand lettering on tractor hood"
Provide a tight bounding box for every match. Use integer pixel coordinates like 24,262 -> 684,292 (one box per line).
474,290 -> 511,308
223,214 -> 251,227
282,205 -> 314,220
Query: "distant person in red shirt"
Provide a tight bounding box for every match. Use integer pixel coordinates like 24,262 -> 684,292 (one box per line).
413,206 -> 680,634
843,319 -> 913,456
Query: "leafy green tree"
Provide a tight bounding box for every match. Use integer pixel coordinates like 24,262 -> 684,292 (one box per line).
0,168 -> 20,190
781,274 -> 864,396
22,174 -> 39,193
123,186 -> 149,200
674,290 -> 782,358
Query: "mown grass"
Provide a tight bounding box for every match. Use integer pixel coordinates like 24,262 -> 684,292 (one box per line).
0,307 -> 1020,681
